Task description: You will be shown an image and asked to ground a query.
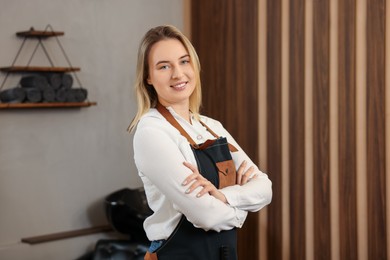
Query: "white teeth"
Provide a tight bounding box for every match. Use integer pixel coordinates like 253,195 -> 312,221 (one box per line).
172,82 -> 187,90
173,82 -> 186,88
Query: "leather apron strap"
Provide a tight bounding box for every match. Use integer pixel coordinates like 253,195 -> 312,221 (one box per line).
156,102 -> 238,152
156,102 -> 199,148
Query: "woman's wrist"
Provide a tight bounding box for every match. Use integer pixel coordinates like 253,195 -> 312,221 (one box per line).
211,190 -> 228,204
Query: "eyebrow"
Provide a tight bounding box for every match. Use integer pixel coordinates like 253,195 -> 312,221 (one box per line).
155,54 -> 190,66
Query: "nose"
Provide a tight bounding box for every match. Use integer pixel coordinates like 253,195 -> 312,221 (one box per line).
171,66 -> 183,79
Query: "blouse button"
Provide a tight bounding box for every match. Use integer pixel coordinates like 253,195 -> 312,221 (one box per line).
197,135 -> 203,140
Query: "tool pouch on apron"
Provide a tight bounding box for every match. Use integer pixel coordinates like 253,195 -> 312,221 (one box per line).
195,137 -> 236,189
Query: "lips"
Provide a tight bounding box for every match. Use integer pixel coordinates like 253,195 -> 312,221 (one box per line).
171,81 -> 187,91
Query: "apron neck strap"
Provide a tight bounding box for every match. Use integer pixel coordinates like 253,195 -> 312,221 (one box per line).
156,102 -> 238,152
156,102 -> 199,148
198,121 -> 219,139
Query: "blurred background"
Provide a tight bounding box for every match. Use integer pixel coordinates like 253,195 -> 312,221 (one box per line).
0,0 -> 389,260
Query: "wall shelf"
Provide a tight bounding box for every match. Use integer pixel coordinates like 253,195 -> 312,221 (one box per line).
0,25 -> 95,109
0,102 -> 97,109
16,29 -> 64,38
0,66 -> 80,73
21,224 -> 112,245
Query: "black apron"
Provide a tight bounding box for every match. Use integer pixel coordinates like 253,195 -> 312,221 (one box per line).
147,104 -> 238,260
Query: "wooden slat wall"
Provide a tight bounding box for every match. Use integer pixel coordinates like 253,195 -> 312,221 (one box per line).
190,0 -> 388,258
261,0 -> 388,259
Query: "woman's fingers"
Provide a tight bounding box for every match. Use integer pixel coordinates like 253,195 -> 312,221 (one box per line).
182,162 -> 200,185
186,179 -> 213,197
183,161 -> 197,172
182,161 -> 217,197
184,177 -> 204,193
240,166 -> 255,184
182,161 -> 227,203
236,160 -> 247,184
182,161 -> 207,189
237,161 -> 258,185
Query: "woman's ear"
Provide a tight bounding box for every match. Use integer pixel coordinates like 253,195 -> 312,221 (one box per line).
147,78 -> 152,85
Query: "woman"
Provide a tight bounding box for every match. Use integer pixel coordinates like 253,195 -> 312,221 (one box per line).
129,25 -> 272,260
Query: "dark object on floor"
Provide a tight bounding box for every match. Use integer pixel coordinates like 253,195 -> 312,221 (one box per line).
92,239 -> 147,260
105,187 -> 152,243
76,188 -> 152,260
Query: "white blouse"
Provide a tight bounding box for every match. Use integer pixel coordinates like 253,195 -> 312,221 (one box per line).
133,107 -> 272,241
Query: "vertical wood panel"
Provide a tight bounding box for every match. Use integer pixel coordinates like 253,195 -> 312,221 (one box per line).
183,0 -> 191,38
355,0 -> 368,258
313,1 -> 331,259
281,0 -> 290,259
258,0 -> 268,259
329,0 -> 340,258
338,0 -> 358,259
304,0 -> 315,259
288,0 -> 306,259
191,1 -> 259,259
266,1 -> 283,260
366,0 -> 387,259
386,1 -> 390,257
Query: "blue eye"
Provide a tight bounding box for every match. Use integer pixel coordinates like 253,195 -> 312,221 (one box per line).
159,65 -> 169,70
181,60 -> 190,65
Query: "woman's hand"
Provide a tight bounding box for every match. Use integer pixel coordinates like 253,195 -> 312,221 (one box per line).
236,160 -> 257,185
182,162 -> 227,203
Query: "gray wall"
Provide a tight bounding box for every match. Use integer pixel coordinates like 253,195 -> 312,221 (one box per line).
0,1 -> 185,259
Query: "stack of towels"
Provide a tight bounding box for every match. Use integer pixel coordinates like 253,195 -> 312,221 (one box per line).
0,73 -> 88,103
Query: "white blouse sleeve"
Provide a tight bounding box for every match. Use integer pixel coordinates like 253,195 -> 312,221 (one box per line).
133,123 -> 247,232
210,120 -> 273,212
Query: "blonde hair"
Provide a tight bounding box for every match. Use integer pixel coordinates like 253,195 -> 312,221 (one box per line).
128,25 -> 202,132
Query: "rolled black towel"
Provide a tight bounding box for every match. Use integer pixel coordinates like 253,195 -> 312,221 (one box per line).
20,75 -> 50,90
41,73 -> 62,89
61,74 -> 74,89
55,88 -> 68,102
42,88 -> 56,102
74,88 -> 88,102
65,89 -> 76,102
0,87 -> 26,103
65,88 -> 88,102
25,88 -> 42,103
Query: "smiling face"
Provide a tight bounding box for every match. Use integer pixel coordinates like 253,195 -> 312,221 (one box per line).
147,39 -> 195,110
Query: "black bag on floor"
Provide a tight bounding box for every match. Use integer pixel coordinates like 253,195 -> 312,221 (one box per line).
92,240 -> 147,260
